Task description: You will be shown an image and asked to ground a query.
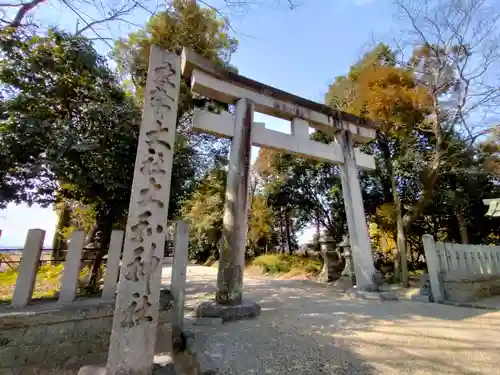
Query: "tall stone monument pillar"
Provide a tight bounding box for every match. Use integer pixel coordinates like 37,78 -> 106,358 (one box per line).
196,98 -> 261,321
106,46 -> 181,375
336,130 -> 377,290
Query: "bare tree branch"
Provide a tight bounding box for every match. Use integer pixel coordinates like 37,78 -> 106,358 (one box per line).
393,0 -> 500,229
73,1 -> 138,36
1,0 -> 45,29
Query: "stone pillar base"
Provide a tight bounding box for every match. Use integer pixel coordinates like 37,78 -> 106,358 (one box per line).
195,299 -> 261,322
331,275 -> 355,291
79,361 -> 177,375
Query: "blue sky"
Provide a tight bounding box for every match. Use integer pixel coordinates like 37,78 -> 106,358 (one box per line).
0,0 -> 397,247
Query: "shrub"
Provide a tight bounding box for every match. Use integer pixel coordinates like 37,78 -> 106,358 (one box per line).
0,263 -> 99,302
252,254 -> 322,276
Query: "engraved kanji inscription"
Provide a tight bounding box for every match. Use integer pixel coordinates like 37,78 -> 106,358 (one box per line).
117,49 -> 180,329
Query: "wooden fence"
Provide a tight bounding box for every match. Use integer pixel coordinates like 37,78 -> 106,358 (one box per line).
422,234 -> 500,302
1,222 -> 188,311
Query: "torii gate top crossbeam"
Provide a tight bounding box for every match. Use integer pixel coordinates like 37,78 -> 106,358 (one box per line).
180,47 -> 379,143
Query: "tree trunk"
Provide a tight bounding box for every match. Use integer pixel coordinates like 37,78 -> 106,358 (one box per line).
402,103 -> 445,232
88,210 -> 113,293
84,222 -> 99,246
285,208 -> 293,255
392,232 -> 400,282
408,240 -> 414,265
51,200 -> 71,262
378,133 -> 409,287
456,208 -> 469,244
393,185 -> 409,287
279,207 -> 286,254
315,208 -> 321,250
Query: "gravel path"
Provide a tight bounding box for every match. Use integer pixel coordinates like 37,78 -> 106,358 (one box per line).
161,264 -> 500,375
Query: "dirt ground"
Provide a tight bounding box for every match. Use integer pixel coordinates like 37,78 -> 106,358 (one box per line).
161,263 -> 500,375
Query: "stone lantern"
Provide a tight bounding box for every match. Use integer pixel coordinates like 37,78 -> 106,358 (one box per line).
339,235 -> 356,285
318,233 -> 345,283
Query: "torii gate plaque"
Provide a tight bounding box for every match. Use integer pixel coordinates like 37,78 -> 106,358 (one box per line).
180,48 -> 379,320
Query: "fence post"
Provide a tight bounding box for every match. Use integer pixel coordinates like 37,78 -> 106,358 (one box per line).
102,230 -> 124,300
11,229 -> 46,308
58,230 -> 85,304
422,234 -> 444,303
171,221 -> 189,330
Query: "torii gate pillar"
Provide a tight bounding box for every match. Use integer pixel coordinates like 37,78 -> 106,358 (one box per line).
336,130 -> 377,290
196,98 -> 262,320
181,47 -> 380,320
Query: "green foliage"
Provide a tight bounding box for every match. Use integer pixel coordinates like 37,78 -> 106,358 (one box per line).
252,254 -> 322,275
326,44 -> 433,284
114,0 -> 237,103
113,0 -> 239,216
181,163 -> 276,261
181,166 -> 226,262
0,263 -> 93,302
0,1 -> 239,251
0,28 -> 140,225
247,194 -> 274,254
326,43 -> 500,275
255,141 -> 347,247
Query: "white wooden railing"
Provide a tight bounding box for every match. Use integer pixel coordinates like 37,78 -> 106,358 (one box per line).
422,234 -> 500,302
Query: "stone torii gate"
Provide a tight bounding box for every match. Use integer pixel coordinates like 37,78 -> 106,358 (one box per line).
180,48 -> 380,318
104,46 -> 379,375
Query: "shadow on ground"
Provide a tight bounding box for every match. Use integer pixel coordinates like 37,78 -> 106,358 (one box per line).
160,269 -> 500,375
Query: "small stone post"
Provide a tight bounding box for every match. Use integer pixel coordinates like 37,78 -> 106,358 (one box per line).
422,234 -> 444,302
58,230 -> 85,304
171,221 -> 188,330
11,229 -> 46,308
106,46 -> 181,375
102,230 -> 125,300
196,98 -> 261,321
336,130 -> 377,290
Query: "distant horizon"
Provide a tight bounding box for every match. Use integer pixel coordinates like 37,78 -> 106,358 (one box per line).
0,189 -> 314,247
0,247 -> 52,251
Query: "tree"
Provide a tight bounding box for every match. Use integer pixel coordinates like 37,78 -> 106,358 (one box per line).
51,198 -> 71,259
255,137 -> 348,253
255,149 -> 297,253
0,0 -> 299,37
394,0 -> 500,224
0,28 -> 143,289
479,128 -> 500,175
247,194 -> 274,255
0,27 -> 138,263
0,0 -> 154,50
1,0 -> 239,219
327,44 -> 430,286
181,165 -> 226,262
327,35 -> 500,283
0,28 -> 140,218
114,0 -> 238,209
